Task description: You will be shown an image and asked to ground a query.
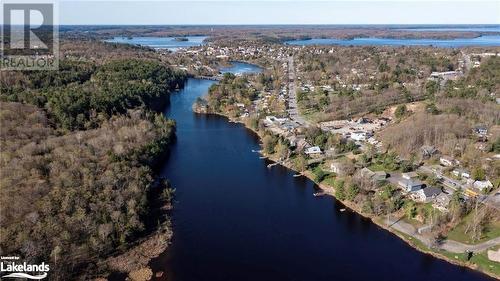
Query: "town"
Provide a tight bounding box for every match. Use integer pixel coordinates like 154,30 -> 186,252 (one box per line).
2,20 -> 500,281
181,40 -> 500,276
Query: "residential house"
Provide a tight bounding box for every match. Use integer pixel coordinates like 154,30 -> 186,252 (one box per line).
433,193 -> 451,211
351,131 -> 373,141
452,168 -> 470,179
304,146 -> 322,155
402,172 -> 419,180
473,180 -> 493,192
287,135 -> 298,148
440,156 -> 458,167
360,167 -> 375,178
430,71 -> 461,80
474,126 -> 488,136
373,171 -> 388,182
265,116 -> 288,125
398,178 -> 425,192
413,187 -> 442,203
330,161 -> 345,175
295,138 -> 310,152
359,167 -> 387,183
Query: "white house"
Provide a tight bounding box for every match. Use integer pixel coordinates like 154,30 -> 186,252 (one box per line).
440,156 -> 458,167
473,180 -> 493,192
350,131 -> 372,141
304,146 -> 322,155
330,161 -> 344,174
452,168 -> 470,179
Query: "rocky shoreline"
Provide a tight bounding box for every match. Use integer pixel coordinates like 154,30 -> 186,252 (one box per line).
105,225 -> 172,281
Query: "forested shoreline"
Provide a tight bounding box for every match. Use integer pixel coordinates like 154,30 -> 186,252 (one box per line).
0,42 -> 187,280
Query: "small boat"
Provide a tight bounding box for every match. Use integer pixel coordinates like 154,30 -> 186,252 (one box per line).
313,191 -> 326,197
340,208 -> 346,212
259,156 -> 266,159
293,174 -> 302,177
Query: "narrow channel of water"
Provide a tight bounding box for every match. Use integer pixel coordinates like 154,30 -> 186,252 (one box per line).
148,63 -> 494,281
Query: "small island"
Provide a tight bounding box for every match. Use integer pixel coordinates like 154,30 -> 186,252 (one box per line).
174,37 -> 189,42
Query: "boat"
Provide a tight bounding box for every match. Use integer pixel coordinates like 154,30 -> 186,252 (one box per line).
293,174 -> 302,177
340,208 -> 346,212
313,191 -> 326,197
259,156 -> 266,159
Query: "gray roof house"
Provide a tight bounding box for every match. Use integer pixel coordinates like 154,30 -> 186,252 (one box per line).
413,186 -> 442,203
398,178 -> 425,193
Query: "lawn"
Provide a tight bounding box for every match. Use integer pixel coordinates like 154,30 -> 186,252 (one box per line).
368,163 -> 387,172
396,231 -> 499,278
447,213 -> 500,244
322,175 -> 336,187
469,251 -> 500,277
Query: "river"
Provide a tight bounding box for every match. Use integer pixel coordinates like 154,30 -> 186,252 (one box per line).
148,62 -> 494,281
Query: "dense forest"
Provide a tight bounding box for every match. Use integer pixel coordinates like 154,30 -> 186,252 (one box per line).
0,46 -> 187,279
1,58 -> 186,130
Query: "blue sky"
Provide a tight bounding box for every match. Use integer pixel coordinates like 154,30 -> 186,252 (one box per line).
12,1 -> 500,25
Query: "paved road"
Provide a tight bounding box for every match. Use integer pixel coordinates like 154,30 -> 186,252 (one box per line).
286,55 -> 309,127
385,216 -> 500,253
418,165 -> 500,211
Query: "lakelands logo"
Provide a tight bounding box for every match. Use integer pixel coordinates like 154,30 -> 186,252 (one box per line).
1,0 -> 59,70
0,256 -> 49,280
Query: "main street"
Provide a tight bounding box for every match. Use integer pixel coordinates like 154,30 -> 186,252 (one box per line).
286,55 -> 309,127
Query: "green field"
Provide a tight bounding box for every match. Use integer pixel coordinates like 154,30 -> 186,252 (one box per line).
447,213 -> 500,244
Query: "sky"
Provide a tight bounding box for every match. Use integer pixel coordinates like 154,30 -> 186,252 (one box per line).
4,0 -> 500,25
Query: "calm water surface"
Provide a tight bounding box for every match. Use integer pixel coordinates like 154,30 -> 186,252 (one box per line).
105,36 -> 207,51
398,26 -> 500,32
148,63 -> 494,281
220,62 -> 263,75
286,35 -> 500,47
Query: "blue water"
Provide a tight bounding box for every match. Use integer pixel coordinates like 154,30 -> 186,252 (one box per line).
286,35 -> 500,47
220,61 -> 263,75
399,27 -> 500,32
105,36 -> 207,51
147,63 -> 495,281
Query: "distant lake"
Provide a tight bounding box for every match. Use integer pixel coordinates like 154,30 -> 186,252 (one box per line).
220,61 -> 263,75
399,27 -> 500,32
104,36 -> 207,51
285,35 -> 500,47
